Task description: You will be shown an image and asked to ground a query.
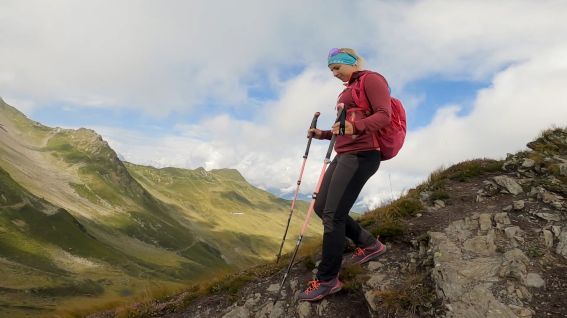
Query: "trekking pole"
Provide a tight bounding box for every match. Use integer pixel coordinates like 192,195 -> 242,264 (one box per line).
273,106 -> 345,305
276,112 -> 321,264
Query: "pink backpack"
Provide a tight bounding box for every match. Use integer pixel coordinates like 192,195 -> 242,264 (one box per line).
348,71 -> 407,161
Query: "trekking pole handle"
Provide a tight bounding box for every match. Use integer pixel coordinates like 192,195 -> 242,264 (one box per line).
304,112 -> 320,158
325,107 -> 344,159
338,108 -> 346,136
310,112 -> 320,129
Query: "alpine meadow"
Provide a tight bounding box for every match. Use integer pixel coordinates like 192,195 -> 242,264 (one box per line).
0,98 -> 321,317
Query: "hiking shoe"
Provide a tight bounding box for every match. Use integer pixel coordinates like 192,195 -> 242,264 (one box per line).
297,277 -> 343,302
350,239 -> 386,265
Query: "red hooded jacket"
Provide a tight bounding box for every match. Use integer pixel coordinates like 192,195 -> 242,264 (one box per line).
321,70 -> 392,154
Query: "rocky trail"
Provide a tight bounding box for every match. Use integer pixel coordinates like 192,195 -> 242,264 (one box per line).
88,128 -> 567,318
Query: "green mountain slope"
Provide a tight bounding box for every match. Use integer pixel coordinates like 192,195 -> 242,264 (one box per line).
0,98 -> 320,317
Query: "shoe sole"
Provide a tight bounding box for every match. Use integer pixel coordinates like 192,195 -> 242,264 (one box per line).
354,244 -> 386,265
299,281 -> 343,302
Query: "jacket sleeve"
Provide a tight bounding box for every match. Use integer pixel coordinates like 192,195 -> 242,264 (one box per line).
320,130 -> 333,140
352,73 -> 392,134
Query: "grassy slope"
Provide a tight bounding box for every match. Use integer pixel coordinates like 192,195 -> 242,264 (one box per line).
124,163 -> 317,263
0,98 -> 322,317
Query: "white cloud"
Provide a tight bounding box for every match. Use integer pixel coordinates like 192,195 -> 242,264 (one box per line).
2,1 -> 567,209
96,44 -> 567,210
361,46 -> 567,207
4,1 -> 565,112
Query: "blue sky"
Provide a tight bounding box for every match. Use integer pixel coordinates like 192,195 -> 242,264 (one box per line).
30,77 -> 487,134
2,0 -> 567,209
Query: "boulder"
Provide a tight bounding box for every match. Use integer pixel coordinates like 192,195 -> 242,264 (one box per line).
493,176 -> 523,195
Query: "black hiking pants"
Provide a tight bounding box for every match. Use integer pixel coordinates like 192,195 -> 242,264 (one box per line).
314,150 -> 380,281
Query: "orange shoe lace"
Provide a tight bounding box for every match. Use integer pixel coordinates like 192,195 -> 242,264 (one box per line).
353,247 -> 366,257
305,280 -> 321,293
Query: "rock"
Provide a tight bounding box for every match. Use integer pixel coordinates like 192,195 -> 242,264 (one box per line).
522,158 -> 536,168
558,163 -> 567,176
266,284 -> 279,293
464,217 -> 479,231
502,159 -> 518,172
366,273 -> 387,289
430,232 -> 501,301
255,302 -> 273,318
556,229 -> 567,258
493,176 -> 523,195
537,187 -> 564,204
494,213 -> 511,228
430,227 -> 515,318
445,219 -> 473,242
551,225 -> 561,238
504,226 -> 521,239
524,273 -> 545,288
502,205 -> 513,212
479,213 -> 493,231
297,302 -> 311,318
535,212 -> 561,222
447,285 -> 518,318
434,200 -> 445,208
365,290 -> 379,311
316,299 -> 329,316
222,306 -> 250,318
289,279 -> 298,294
551,201 -> 564,210
513,200 -> 525,210
463,231 -> 497,256
244,293 -> 261,309
499,249 -> 529,281
509,304 -> 535,317
269,301 -> 286,318
542,230 -> 554,248
482,181 -> 500,196
518,307 -> 535,317
517,285 -> 532,301
367,261 -> 383,272
420,191 -> 432,202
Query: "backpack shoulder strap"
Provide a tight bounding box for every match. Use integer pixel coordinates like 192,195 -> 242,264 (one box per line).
350,72 -> 371,112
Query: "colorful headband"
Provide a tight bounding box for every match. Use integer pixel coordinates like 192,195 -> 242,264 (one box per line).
328,49 -> 357,66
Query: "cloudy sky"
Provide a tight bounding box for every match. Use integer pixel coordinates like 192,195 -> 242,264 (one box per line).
2,0 -> 567,210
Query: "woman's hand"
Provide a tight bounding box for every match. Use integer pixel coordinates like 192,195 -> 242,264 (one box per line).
331,120 -> 354,135
307,128 -> 323,139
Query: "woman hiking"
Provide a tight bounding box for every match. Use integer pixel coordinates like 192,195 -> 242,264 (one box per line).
298,48 -> 391,302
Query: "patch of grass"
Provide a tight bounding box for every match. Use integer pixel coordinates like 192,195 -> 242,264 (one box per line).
69,182 -> 101,204
358,197 -> 421,239
30,279 -> 104,297
302,255 -> 316,271
417,159 -> 502,193
0,167 -> 27,204
339,264 -> 365,291
526,246 -> 544,258
372,273 -> 436,315
208,273 -> 255,297
429,190 -> 450,202
395,198 -> 422,217
527,126 -> 567,155
444,159 -> 502,182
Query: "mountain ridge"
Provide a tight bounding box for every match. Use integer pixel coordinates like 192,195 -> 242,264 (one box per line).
0,99 -> 320,317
